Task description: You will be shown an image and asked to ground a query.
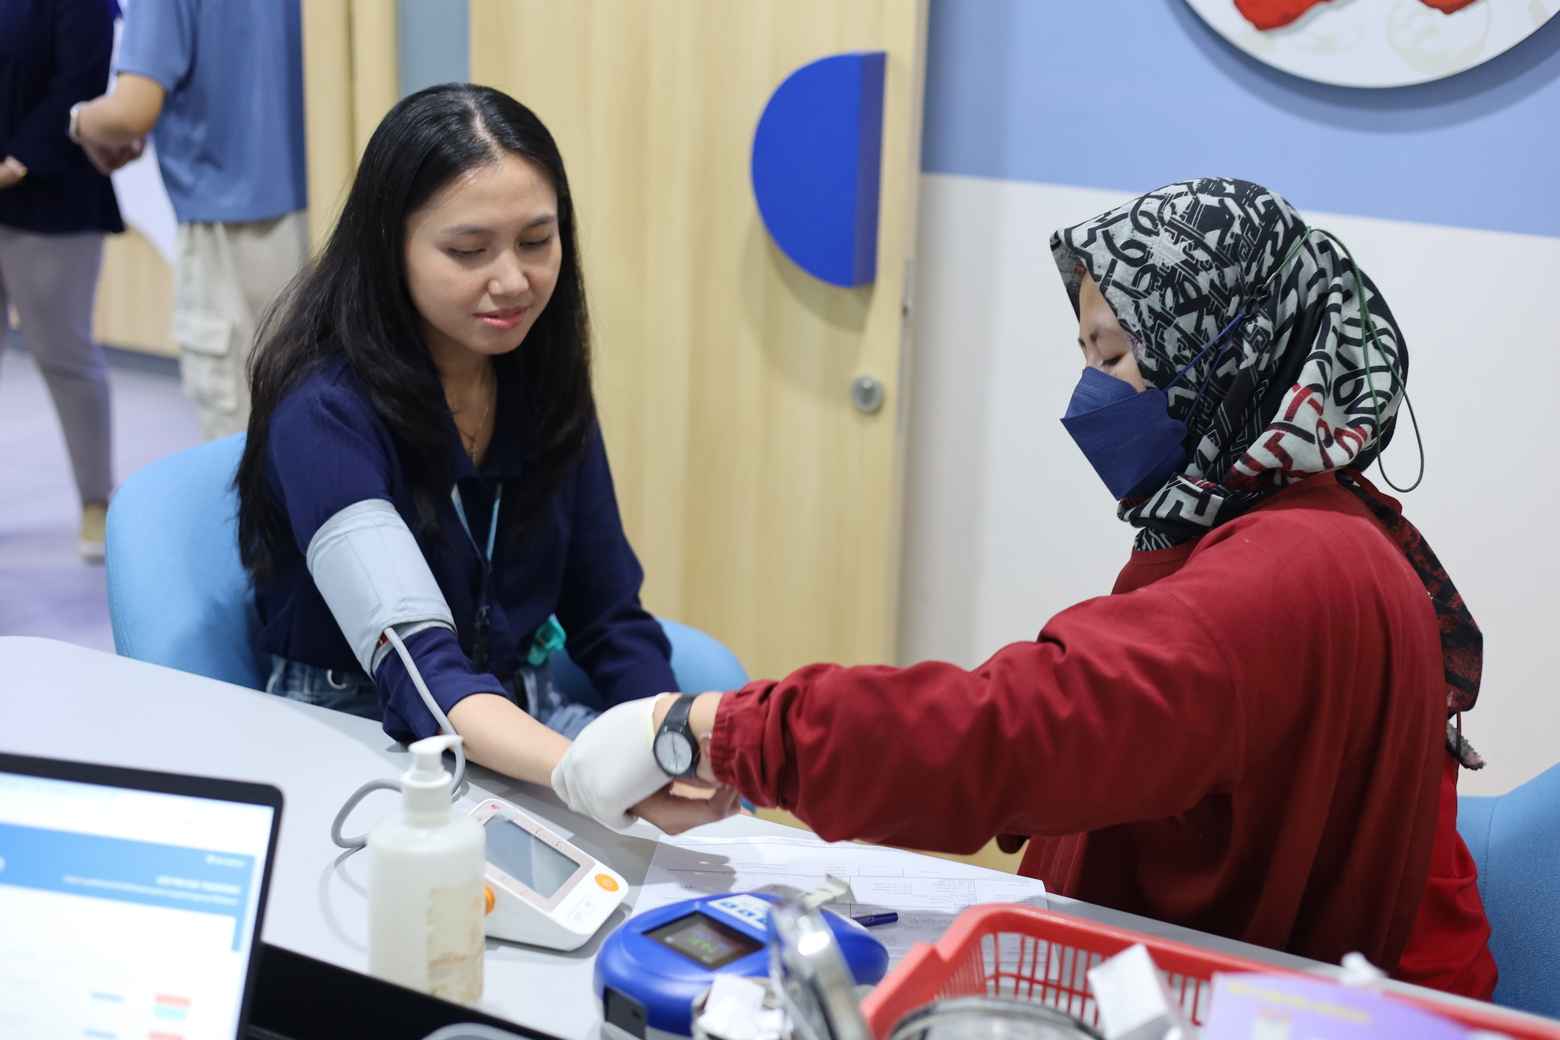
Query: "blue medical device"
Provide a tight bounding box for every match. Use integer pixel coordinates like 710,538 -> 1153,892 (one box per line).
595,893 -> 889,1038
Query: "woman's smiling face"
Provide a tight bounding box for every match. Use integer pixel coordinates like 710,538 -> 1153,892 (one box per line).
403,152 -> 563,367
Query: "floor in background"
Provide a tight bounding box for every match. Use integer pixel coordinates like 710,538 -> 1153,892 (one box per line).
0,342 -> 200,650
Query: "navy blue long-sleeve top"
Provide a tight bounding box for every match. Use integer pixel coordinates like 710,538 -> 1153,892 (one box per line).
0,0 -> 124,234
256,360 -> 675,743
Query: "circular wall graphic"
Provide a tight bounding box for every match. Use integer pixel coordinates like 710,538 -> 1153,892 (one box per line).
1185,0 -> 1560,88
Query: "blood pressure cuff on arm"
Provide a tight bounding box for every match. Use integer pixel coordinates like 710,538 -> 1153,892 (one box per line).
305,499 -> 456,675
305,499 -> 510,743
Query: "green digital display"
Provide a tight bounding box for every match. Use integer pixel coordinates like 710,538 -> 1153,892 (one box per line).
645,912 -> 762,970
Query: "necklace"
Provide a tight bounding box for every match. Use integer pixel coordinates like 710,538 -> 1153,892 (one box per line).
456,366 -> 495,462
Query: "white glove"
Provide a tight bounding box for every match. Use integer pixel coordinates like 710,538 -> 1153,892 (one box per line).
551,696 -> 666,831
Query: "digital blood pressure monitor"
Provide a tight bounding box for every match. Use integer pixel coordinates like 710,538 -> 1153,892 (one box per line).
469,797 -> 626,950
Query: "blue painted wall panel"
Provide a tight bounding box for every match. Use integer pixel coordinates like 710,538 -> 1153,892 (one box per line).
921,0 -> 1560,237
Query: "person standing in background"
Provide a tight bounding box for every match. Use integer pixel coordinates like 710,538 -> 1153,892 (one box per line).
71,0 -> 308,440
0,0 -> 125,561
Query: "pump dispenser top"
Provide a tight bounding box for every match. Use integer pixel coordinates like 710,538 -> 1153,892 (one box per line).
401,733 -> 461,819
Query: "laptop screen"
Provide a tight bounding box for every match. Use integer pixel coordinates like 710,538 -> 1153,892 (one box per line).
0,754 -> 281,1040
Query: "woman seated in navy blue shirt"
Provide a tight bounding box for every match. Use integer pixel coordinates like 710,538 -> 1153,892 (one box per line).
235,84 -> 729,832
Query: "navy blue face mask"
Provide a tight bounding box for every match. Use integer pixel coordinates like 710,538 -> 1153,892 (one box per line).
1060,311 -> 1245,502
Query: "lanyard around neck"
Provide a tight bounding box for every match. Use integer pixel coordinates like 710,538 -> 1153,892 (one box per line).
450,483 -> 502,672
451,483 -> 502,567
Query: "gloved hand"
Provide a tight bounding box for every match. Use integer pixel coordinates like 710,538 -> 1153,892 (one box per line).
551,696 -> 666,831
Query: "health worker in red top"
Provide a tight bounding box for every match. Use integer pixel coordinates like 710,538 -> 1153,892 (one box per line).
551,179 -> 1497,1000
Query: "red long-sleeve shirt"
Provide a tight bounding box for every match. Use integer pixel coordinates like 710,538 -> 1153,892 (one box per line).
710,473 -> 1495,998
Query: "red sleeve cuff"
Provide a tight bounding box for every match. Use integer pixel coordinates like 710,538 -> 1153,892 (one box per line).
710,679 -> 776,805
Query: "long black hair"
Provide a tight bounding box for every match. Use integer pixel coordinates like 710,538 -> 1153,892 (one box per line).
236,84 -> 595,580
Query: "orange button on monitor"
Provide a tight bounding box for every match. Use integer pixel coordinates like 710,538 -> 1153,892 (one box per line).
595,873 -> 620,892
484,884 -> 495,915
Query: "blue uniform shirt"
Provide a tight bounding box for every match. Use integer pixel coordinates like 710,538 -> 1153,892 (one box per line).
114,0 -> 306,223
257,361 -> 675,743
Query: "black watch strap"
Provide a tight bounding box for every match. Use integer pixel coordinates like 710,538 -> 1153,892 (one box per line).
655,694 -> 700,779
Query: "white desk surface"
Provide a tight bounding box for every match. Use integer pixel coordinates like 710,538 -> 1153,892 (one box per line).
1,637 -> 1530,1039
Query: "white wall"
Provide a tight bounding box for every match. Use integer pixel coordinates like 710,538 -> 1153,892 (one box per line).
899,174 -> 1560,797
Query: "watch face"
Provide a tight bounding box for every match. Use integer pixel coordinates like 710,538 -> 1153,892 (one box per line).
654,728 -> 694,776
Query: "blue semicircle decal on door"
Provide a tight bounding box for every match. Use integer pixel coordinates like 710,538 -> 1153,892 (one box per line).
751,51 -> 885,288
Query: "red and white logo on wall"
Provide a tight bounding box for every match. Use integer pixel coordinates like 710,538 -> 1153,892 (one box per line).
1185,0 -> 1559,87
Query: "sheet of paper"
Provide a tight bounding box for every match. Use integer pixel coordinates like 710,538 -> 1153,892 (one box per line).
641,832 -> 1046,966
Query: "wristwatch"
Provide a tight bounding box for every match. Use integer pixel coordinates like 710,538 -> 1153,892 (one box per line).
652,694 -> 701,780
67,102 -> 84,144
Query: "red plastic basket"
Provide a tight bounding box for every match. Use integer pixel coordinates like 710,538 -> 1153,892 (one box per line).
859,904 -> 1560,1039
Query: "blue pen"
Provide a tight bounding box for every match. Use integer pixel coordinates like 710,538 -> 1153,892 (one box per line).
853,912 -> 899,928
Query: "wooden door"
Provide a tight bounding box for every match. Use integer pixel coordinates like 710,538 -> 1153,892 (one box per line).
470,2 -> 927,680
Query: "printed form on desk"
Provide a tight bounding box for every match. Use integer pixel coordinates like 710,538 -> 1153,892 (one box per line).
641,831 -> 1046,966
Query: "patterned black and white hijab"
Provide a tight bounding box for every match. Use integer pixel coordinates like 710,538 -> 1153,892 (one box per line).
1051,177 -> 1408,552
1052,178 -> 1487,765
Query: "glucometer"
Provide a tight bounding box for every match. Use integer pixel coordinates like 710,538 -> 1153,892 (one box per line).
469,796 -> 626,950
595,893 -> 888,1039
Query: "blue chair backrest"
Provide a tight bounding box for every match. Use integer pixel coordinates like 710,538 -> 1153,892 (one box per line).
1457,762 -> 1560,1017
107,436 -> 749,704
106,434 -> 267,689
550,618 -> 750,711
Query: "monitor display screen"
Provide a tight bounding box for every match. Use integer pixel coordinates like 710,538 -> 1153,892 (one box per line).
484,817 -> 581,899
646,912 -> 763,970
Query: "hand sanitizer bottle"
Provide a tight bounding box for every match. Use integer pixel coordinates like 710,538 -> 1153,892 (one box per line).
368,733 -> 486,1004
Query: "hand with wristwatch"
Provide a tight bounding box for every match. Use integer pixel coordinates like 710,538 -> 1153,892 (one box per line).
549,691 -> 735,834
